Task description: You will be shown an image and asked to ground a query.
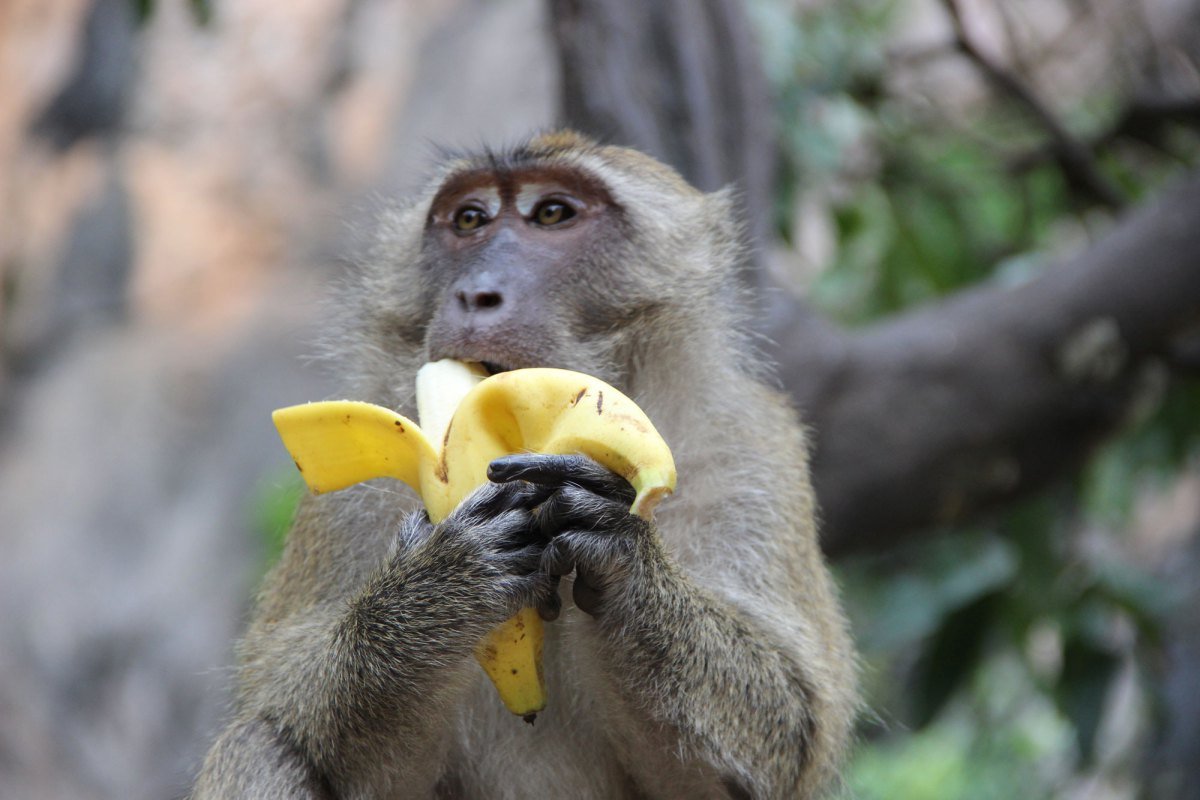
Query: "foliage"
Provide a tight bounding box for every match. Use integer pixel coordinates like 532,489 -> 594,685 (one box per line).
850,673 -> 1075,800
130,0 -> 212,26
750,0 -> 1200,796
233,2 -> 1198,794
249,469 -> 305,570
838,480 -> 1180,795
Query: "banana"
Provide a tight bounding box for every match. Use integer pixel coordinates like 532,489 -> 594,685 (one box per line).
416,359 -> 489,453
271,361 -> 676,721
441,368 -> 677,519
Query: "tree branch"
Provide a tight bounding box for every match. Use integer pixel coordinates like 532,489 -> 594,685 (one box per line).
1009,94 -> 1200,174
774,170 -> 1200,554
940,0 -> 1126,210
547,0 -> 1200,556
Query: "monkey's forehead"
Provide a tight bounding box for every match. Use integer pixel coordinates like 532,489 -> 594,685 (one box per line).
429,131 -> 700,202
430,163 -> 616,209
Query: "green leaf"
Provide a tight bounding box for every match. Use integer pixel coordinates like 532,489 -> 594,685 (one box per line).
1086,561 -> 1173,645
1054,635 -> 1120,763
840,532 -> 1017,653
250,470 -> 304,570
189,0 -> 213,26
849,725 -> 970,800
910,592 -> 999,727
131,0 -> 211,26
131,0 -> 154,24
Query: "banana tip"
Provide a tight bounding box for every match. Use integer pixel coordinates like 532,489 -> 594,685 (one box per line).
631,484 -> 673,519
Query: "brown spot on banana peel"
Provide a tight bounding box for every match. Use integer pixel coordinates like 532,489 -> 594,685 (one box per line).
571,387 -> 587,407
393,419 -> 405,432
434,419 -> 452,483
595,390 -> 604,415
609,412 -> 649,434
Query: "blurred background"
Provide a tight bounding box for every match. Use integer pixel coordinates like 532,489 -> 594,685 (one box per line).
1,0 -> 1198,797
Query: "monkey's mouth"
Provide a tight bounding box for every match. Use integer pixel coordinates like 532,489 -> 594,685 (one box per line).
480,361 -> 512,376
433,352 -> 518,375
440,352 -> 525,375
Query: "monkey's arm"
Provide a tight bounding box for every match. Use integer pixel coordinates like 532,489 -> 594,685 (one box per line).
193,482 -> 552,798
586,543 -> 836,799
491,455 -> 850,799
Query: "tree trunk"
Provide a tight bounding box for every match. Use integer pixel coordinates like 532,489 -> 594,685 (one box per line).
549,0 -> 777,268
546,0 -> 1200,554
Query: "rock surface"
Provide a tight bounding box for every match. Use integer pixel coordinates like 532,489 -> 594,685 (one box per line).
0,0 -> 553,795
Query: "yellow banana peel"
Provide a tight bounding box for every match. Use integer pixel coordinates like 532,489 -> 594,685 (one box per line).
272,361 -> 676,721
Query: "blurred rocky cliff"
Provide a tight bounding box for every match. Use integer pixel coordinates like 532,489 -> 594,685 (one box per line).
0,0 -> 553,796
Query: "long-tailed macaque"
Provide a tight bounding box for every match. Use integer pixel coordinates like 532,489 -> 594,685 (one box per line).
193,131 -> 857,799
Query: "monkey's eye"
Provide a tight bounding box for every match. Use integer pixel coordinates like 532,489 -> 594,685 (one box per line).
452,206 -> 489,232
532,200 -> 576,227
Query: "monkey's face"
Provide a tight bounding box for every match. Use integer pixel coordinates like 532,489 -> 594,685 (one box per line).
353,133 -> 731,400
418,161 -> 647,382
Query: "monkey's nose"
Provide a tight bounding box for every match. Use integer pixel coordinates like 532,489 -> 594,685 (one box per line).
456,289 -> 504,313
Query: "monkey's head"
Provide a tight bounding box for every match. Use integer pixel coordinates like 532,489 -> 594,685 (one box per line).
344,131 -> 749,405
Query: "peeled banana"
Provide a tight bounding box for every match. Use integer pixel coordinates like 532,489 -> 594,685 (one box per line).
272,361 -> 676,720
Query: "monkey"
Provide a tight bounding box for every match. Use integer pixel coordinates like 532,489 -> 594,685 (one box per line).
192,130 -> 858,799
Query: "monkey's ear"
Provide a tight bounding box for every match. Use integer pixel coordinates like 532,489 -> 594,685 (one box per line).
702,185 -> 750,244
704,185 -> 743,218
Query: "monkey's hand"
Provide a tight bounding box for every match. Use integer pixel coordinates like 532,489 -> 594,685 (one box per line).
488,454 -> 653,617
391,479 -> 557,633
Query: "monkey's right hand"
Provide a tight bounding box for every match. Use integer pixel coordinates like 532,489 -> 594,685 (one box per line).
387,480 -> 556,635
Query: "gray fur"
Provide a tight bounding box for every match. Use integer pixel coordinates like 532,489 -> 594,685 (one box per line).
193,131 -> 857,799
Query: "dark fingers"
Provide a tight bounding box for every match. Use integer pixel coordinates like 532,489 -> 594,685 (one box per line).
488,454 -> 635,503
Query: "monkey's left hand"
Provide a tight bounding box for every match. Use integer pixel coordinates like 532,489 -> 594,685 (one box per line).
488,454 -> 657,618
